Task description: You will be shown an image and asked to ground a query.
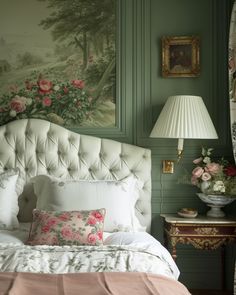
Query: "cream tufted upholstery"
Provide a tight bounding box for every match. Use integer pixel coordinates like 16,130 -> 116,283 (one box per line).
0,119 -> 152,231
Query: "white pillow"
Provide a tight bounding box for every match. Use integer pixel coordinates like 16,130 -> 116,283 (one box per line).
33,174 -> 143,232
0,169 -> 20,229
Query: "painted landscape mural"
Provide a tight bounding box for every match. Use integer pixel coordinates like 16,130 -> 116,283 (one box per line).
0,0 -> 116,127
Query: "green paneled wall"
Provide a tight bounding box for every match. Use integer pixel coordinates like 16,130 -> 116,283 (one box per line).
77,0 -> 235,291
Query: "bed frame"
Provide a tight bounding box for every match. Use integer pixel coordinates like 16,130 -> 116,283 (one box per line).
0,119 -> 152,231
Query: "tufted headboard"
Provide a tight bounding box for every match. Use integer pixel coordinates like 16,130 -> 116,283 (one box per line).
0,119 -> 152,232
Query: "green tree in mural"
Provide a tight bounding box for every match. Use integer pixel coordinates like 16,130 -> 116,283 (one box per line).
37,0 -> 116,101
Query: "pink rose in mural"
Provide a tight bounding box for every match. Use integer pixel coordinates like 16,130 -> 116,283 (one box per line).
71,79 -> 85,89
38,79 -> 53,94
42,97 -> 52,107
0,75 -> 94,127
10,96 -> 27,113
63,87 -> 69,94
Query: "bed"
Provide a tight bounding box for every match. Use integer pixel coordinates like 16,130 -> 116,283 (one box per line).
0,118 -> 190,294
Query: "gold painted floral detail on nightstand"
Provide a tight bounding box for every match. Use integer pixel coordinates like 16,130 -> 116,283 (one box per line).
194,227 -> 218,235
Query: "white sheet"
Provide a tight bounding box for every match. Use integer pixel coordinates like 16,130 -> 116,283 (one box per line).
104,232 -> 180,279
0,223 -> 30,244
0,226 -> 179,280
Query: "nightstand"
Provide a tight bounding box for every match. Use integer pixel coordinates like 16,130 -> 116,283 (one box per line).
160,214 -> 236,289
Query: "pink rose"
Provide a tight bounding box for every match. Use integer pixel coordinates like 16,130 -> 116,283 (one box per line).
91,211 -> 104,222
38,79 -> 52,94
47,218 -> 58,227
58,213 -> 70,221
191,176 -> 199,186
193,157 -> 203,164
201,172 -> 211,181
41,225 -> 50,233
63,87 -> 69,94
42,97 -> 52,107
97,231 -> 103,240
192,166 -> 204,178
71,79 -> 85,89
87,217 -> 97,225
61,226 -> 73,238
205,162 -> 221,175
10,96 -> 27,113
87,233 -> 97,244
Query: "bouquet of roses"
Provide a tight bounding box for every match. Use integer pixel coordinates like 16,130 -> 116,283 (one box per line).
191,147 -> 236,196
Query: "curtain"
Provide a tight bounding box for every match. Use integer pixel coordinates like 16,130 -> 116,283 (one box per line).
229,1 -> 236,164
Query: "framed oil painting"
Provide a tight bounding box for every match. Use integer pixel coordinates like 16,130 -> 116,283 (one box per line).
0,0 -> 116,128
162,36 -> 200,78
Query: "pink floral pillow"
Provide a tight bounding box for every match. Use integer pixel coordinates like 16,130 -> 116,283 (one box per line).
27,208 -> 105,246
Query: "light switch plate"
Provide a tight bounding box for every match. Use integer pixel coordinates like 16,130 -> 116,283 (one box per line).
162,160 -> 174,174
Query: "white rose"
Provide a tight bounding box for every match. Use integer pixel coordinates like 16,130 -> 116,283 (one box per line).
54,85 -> 60,91
203,157 -> 211,164
26,98 -> 32,105
213,180 -> 225,193
9,110 -> 17,117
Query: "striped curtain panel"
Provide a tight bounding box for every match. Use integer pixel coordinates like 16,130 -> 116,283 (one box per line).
229,1 -> 236,165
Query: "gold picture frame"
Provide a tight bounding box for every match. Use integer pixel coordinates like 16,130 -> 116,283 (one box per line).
162,36 -> 200,77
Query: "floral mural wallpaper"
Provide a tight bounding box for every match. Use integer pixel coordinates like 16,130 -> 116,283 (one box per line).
0,0 -> 116,128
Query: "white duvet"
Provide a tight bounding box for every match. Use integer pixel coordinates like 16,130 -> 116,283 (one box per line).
0,226 -> 179,281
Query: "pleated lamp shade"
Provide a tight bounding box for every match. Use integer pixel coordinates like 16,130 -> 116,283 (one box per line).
150,95 -> 218,159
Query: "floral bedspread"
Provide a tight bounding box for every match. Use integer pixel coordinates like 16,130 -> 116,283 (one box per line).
0,244 -> 176,280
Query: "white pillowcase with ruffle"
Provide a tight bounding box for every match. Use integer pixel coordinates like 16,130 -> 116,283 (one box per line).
0,169 -> 20,230
32,174 -> 145,232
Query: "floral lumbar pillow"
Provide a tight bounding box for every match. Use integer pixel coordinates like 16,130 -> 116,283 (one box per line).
27,208 -> 105,246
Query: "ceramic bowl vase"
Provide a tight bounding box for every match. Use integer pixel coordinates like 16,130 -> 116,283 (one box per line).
197,193 -> 235,217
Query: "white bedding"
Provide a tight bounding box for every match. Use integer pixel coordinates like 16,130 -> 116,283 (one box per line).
0,226 -> 179,281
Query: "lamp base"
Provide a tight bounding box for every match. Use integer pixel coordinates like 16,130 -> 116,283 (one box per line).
177,149 -> 183,162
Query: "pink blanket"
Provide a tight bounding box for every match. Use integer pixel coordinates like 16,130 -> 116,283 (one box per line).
0,272 -> 190,295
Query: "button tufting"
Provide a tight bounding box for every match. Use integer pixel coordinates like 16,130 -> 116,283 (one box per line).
88,168 -> 92,172
67,168 -> 71,171
25,167 -> 29,172
4,167 -> 7,171
4,132 -> 8,137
